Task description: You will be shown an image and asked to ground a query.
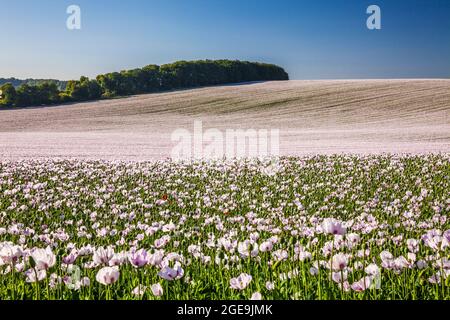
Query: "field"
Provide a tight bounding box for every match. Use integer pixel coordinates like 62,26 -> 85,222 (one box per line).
0,80 -> 449,300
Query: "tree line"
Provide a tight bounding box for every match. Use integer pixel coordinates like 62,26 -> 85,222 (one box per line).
0,60 -> 288,108
0,78 -> 67,90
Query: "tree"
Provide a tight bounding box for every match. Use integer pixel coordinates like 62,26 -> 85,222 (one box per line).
142,65 -> 161,92
0,83 -> 17,106
66,79 -> 89,101
15,84 -> 38,106
66,77 -> 102,101
36,82 -> 60,104
86,78 -> 102,99
96,72 -> 124,97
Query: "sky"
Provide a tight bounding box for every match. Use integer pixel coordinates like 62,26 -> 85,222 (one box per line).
1,0 -> 449,80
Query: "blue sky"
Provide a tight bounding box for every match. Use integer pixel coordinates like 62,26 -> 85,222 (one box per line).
1,0 -> 449,80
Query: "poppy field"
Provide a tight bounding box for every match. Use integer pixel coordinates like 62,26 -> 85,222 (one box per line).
0,154 -> 449,300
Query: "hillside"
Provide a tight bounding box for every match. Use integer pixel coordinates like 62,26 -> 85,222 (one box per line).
0,79 -> 449,159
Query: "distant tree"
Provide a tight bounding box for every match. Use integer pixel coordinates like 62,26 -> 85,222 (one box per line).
66,79 -> 88,101
15,84 -> 38,106
36,82 -> 60,104
86,78 -> 102,99
96,72 -> 124,97
66,77 -> 102,101
58,92 -> 72,103
142,65 -> 161,92
159,63 -> 179,90
15,82 -> 60,106
0,78 -> 67,90
4,60 -> 288,108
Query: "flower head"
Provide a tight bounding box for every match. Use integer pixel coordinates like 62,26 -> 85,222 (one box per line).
25,268 -> 47,283
30,246 -> 56,271
132,285 -> 147,297
351,276 -> 373,292
93,246 -> 115,266
129,249 -> 149,268
95,266 -> 120,285
322,218 -> 346,235
265,281 -> 275,291
250,292 -> 262,300
365,263 -> 380,276
0,242 -> 23,265
230,273 -> 252,290
331,253 -> 348,271
158,262 -> 184,281
151,283 -> 164,297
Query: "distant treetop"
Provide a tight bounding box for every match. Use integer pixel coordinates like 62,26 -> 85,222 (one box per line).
0,78 -> 67,90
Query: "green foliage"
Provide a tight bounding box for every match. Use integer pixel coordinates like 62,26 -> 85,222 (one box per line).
14,82 -> 60,107
0,83 -> 17,106
65,77 -> 102,101
58,92 -> 72,103
36,82 -> 60,104
3,60 -> 289,108
141,65 -> 161,92
0,78 -> 67,90
96,72 -> 123,97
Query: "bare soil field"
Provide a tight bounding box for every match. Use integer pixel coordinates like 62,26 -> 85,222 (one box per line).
0,79 -> 449,160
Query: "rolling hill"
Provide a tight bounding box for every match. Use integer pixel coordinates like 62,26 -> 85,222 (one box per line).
0,79 -> 449,159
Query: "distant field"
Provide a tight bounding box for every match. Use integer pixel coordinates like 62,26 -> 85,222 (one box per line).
1,80 -> 449,300
0,79 -> 449,159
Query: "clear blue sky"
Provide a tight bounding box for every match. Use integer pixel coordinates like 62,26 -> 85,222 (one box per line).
1,0 -> 449,80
